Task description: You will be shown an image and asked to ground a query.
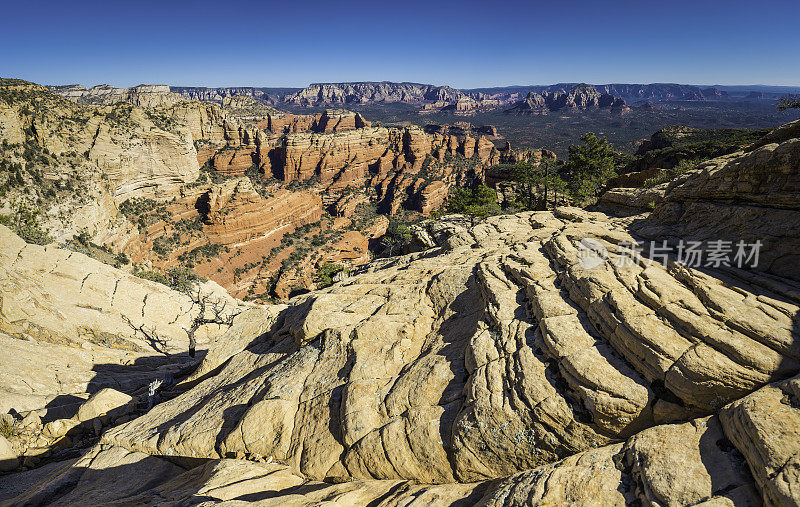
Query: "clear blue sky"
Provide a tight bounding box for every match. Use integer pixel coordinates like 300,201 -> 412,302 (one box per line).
2,0 -> 798,88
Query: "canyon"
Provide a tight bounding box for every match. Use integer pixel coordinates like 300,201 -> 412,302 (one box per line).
2,79 -> 540,302
1,119 -> 799,504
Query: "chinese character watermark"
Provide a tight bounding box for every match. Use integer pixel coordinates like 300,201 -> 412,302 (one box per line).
576,238 -> 762,270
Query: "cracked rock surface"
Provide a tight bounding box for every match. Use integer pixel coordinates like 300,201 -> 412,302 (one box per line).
3,124 -> 800,505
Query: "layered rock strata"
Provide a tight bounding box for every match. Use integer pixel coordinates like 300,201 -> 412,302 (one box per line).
0,224 -> 243,417
6,199 -> 799,504
4,122 -> 800,502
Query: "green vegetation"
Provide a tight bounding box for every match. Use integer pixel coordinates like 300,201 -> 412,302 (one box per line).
119,198 -> 171,232
0,418 -> 19,439
777,95 -> 800,111
245,165 -> 275,199
564,133 -> 619,202
133,265 -> 206,293
510,160 -> 568,210
145,110 -> 178,132
152,236 -> 174,257
380,220 -> 413,256
446,184 -> 500,224
0,157 -> 26,197
115,252 -> 130,266
0,79 -> 57,106
641,158 -> 702,188
177,243 -> 228,268
0,205 -> 52,245
314,262 -> 348,289
63,229 -> 132,268
623,126 -> 770,176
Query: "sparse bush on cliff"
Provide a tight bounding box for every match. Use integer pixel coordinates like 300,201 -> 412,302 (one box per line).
0,418 -> 19,438
380,221 -> 413,256
114,252 -> 130,267
177,243 -> 227,267
134,265 -> 206,293
314,262 -> 348,289
0,205 -> 52,245
119,197 -> 170,232
131,265 -> 234,357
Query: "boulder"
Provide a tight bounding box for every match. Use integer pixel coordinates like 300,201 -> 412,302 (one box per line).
76,389 -> 134,424
42,418 -> 80,439
0,435 -> 18,472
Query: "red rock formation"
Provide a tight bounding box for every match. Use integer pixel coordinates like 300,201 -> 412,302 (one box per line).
475,136 -> 495,162
211,149 -> 256,176
460,136 -> 475,158
313,109 -> 370,133
332,193 -> 370,217
132,101 -> 546,298
418,180 -> 449,215
267,112 -> 317,134
282,127 -> 396,183
203,178 -> 322,245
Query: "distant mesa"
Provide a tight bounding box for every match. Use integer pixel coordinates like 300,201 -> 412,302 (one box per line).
47,82 -> 796,116
635,101 -> 662,110
171,86 -> 297,106
284,82 -> 466,106
46,83 -> 184,108
504,83 -> 628,114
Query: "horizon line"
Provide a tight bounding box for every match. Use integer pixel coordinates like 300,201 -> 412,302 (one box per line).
31,79 -> 800,91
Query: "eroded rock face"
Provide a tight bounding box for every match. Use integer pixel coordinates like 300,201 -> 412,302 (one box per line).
0,81 -> 518,301
80,203 -> 796,491
7,202 -> 800,504
170,86 -> 289,105
635,123 -> 800,281
202,177 -> 323,246
1,83 -> 201,204
5,129 -> 800,499
0,224 -> 243,414
6,94 -> 800,505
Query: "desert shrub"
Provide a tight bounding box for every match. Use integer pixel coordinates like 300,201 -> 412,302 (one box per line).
119,198 -> 169,231
0,419 -> 19,438
177,243 -> 226,267
74,229 -> 92,247
134,266 -> 205,293
314,262 -> 347,289
0,205 -> 52,245
380,220 -> 413,256
446,184 -> 500,224
152,237 -> 173,257
114,252 -> 130,267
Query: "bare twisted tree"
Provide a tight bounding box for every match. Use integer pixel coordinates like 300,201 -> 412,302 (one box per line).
183,284 -> 241,358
